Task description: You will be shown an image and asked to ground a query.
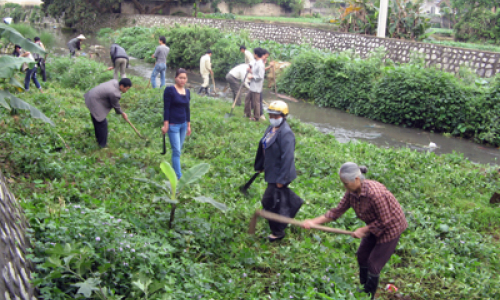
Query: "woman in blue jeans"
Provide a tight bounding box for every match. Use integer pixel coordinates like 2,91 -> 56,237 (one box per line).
161,68 -> 191,179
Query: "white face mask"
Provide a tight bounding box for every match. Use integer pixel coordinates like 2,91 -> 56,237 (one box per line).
269,117 -> 283,128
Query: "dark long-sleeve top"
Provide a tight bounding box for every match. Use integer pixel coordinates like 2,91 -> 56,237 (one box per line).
67,38 -> 81,51
110,44 -> 129,68
325,180 -> 408,244
163,85 -> 190,124
254,120 -> 297,184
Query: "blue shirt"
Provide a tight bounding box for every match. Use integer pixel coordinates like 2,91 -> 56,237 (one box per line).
163,86 -> 190,124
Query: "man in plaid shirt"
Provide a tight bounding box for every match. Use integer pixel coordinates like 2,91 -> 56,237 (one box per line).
303,162 -> 407,299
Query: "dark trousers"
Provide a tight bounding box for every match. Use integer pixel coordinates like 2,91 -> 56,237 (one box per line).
91,114 -> 108,148
226,74 -> 242,106
37,59 -> 47,82
261,183 -> 303,237
244,91 -> 261,119
25,66 -> 41,90
260,93 -> 264,116
356,233 -> 400,275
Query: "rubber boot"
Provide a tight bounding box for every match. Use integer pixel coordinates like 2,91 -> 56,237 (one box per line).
363,272 -> 379,300
197,87 -> 204,95
205,87 -> 210,95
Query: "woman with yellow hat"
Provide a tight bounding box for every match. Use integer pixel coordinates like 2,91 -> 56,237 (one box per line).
254,100 -> 303,241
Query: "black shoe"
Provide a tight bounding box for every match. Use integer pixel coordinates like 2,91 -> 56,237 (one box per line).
267,235 -> 285,242
363,272 -> 379,299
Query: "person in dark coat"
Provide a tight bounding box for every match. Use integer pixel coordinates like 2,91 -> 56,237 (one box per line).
254,100 -> 303,241
84,78 -> 132,148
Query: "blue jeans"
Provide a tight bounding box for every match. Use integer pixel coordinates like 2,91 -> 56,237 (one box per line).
168,122 -> 187,179
25,66 -> 41,91
151,63 -> 166,88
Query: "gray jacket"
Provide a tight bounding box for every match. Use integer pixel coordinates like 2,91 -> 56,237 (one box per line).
85,80 -> 123,122
254,120 -> 297,184
110,44 -> 129,68
67,38 -> 80,51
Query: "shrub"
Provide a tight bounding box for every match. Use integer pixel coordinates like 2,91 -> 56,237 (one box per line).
279,48 -> 500,145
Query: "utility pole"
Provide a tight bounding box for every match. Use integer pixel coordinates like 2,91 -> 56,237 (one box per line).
377,0 -> 388,38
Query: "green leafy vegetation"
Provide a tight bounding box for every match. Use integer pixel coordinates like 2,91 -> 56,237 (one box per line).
110,26 -> 313,78
424,38 -> 500,53
278,49 -> 500,146
0,56 -> 499,299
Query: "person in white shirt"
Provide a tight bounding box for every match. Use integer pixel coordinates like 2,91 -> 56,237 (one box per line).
245,48 -> 266,121
240,46 -> 255,64
199,49 -> 213,95
225,63 -> 250,106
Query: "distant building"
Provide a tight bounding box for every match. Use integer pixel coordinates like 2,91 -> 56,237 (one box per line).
420,0 -> 442,15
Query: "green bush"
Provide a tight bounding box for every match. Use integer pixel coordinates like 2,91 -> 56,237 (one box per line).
10,23 -> 37,38
279,49 -> 500,146
46,57 -> 113,91
455,9 -> 500,45
4,3 -> 22,8
115,26 -> 313,78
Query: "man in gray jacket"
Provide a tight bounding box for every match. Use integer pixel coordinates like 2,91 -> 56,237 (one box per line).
107,43 -> 129,80
85,78 -> 132,148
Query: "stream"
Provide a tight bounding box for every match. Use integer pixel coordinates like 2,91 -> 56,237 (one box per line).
49,31 -> 500,165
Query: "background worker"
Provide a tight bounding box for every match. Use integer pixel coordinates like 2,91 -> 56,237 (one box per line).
107,43 -> 130,80
245,48 -> 265,121
302,162 -> 408,299
240,45 -> 255,64
34,37 -> 47,82
225,63 -> 250,106
67,34 -> 86,57
199,49 -> 213,95
150,36 -> 170,89
85,78 -> 132,148
254,100 -> 303,242
23,39 -> 43,93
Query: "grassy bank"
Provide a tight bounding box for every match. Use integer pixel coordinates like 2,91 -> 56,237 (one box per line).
0,57 -> 499,299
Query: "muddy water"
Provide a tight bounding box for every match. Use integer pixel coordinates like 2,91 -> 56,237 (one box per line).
51,31 -> 500,165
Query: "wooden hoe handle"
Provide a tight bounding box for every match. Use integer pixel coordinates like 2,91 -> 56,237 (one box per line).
250,210 -> 353,235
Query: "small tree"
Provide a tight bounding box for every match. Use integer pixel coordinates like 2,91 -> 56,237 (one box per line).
134,162 -> 227,229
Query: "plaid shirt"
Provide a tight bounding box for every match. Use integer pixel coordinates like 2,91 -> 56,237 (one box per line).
325,180 -> 407,244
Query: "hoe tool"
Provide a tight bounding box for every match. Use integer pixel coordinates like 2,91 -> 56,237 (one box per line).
239,172 -> 260,195
161,134 -> 167,155
248,209 -> 353,235
225,72 -> 249,118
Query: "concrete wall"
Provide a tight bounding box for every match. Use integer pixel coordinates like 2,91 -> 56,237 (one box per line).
92,14 -> 500,78
0,170 -> 36,300
6,8 -> 499,78
217,1 -> 286,16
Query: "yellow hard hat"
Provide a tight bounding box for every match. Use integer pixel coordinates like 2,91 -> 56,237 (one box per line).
267,100 -> 289,116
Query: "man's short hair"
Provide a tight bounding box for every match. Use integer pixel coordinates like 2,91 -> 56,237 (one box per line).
159,36 -> 166,44
34,36 -> 40,42
253,47 -> 265,58
119,78 -> 132,88
240,45 -> 246,51
206,49 -> 212,54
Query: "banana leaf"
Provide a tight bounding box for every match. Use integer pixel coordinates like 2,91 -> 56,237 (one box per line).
0,24 -> 46,56
0,56 -> 36,79
0,90 -> 54,126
